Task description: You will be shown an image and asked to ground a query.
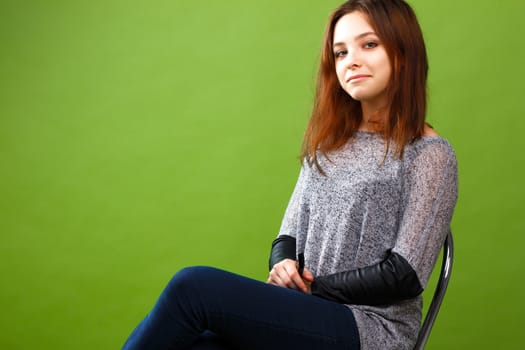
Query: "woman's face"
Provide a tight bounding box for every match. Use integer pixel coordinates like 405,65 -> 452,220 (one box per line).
333,12 -> 392,109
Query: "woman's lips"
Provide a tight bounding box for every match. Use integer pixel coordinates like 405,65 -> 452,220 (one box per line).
347,74 -> 371,83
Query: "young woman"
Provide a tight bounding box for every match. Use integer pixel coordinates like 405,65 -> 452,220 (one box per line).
122,0 -> 458,349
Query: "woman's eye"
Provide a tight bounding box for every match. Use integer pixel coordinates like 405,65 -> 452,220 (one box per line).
334,50 -> 347,58
364,42 -> 378,49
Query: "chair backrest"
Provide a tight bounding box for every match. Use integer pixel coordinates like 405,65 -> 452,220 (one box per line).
413,231 -> 454,350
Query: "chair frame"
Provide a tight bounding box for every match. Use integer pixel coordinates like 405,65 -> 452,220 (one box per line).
413,231 -> 454,350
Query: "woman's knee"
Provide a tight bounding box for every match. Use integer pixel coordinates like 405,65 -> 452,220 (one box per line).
166,266 -> 220,297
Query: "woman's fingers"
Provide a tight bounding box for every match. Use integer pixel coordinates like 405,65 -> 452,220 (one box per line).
268,263 -> 294,288
301,267 -> 314,294
267,259 -> 308,292
301,267 -> 314,282
283,262 -> 307,291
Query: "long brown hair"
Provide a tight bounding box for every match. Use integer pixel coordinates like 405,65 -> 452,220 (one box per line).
301,0 -> 428,169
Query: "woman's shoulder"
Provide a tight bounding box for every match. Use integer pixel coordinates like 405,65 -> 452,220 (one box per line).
423,124 -> 439,137
416,125 -> 454,150
406,125 -> 457,166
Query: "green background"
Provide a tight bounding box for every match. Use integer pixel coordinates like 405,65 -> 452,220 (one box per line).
1,0 -> 524,348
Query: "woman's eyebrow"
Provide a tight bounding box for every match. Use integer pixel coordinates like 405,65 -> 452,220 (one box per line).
333,31 -> 377,47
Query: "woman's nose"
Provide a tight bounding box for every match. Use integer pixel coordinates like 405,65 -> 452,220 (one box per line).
345,50 -> 361,69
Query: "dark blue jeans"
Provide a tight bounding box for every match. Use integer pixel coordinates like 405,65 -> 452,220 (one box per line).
122,266 -> 360,350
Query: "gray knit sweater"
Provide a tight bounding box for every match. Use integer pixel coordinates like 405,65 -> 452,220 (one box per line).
278,132 -> 458,350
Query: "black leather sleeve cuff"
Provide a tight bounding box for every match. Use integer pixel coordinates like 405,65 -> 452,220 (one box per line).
269,235 -> 296,271
310,252 -> 423,305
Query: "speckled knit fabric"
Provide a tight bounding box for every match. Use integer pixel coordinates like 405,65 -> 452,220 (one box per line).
278,132 -> 458,350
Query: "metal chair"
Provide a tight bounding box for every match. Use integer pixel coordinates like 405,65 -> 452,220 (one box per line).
413,231 -> 454,350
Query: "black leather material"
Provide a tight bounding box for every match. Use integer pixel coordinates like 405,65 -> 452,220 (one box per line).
269,235 -> 296,271
310,251 -> 423,305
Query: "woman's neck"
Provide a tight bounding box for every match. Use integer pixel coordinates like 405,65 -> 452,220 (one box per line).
359,103 -> 388,132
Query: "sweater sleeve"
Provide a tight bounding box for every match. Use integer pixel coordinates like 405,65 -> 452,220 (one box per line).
392,140 -> 458,288
311,250 -> 423,305
311,140 -> 458,304
277,164 -> 310,240
268,235 -> 297,270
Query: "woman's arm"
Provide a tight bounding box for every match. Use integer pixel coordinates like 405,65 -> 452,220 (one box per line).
310,251 -> 422,305
311,140 -> 458,305
267,235 -> 314,292
268,235 -> 296,270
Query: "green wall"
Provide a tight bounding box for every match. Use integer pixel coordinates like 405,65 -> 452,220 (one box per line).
1,0 -> 524,348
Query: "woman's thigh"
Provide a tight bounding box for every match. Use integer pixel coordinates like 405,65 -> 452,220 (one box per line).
188,331 -> 231,350
175,266 -> 360,350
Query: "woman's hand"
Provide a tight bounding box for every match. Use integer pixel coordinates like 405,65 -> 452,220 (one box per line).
267,258 -> 314,293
